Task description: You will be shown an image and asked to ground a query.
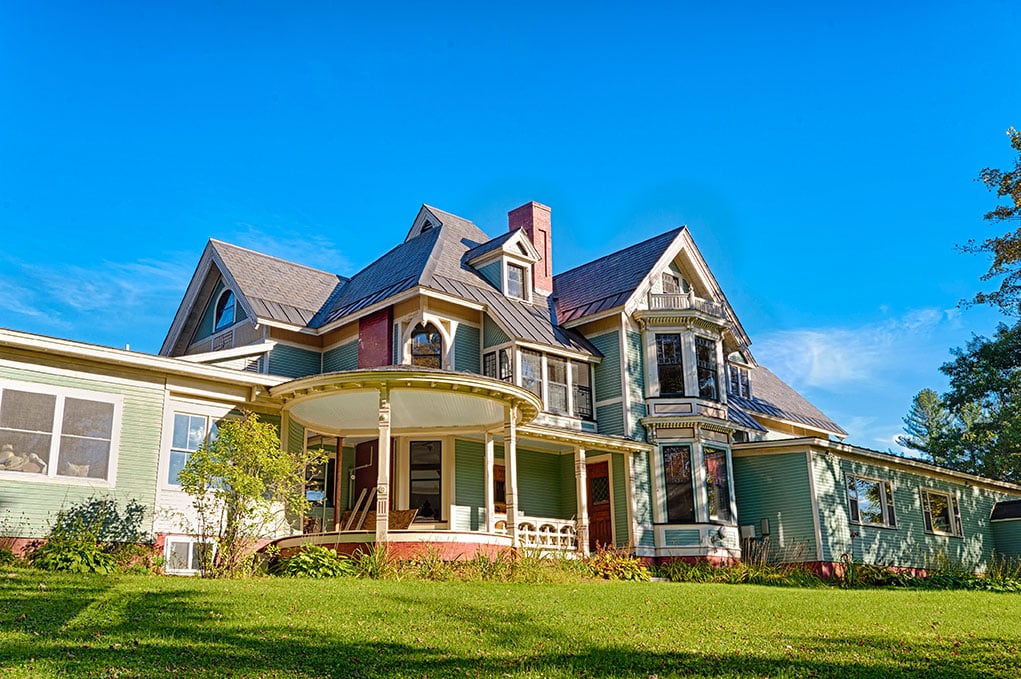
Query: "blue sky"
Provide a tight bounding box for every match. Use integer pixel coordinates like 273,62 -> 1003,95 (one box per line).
1,2 -> 1019,453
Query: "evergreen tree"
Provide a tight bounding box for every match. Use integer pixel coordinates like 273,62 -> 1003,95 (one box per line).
897,388 -> 951,456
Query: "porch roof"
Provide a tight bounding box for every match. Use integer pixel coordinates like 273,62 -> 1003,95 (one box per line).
270,366 -> 542,436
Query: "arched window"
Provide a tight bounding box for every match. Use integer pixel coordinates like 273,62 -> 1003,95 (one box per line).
214,290 -> 236,332
410,323 -> 442,368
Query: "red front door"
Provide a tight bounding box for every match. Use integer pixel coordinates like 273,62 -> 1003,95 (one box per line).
587,461 -> 612,551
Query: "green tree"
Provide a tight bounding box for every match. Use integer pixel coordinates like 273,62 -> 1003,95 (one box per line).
178,411 -> 325,577
960,127 -> 1021,314
897,388 -> 952,456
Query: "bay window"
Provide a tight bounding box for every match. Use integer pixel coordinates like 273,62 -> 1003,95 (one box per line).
662,445 -> 695,523
695,337 -> 719,401
655,334 -> 684,397
704,447 -> 732,522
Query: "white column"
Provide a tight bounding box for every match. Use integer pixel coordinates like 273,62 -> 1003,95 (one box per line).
375,386 -> 391,544
504,405 -> 519,547
483,431 -> 495,532
574,446 -> 590,556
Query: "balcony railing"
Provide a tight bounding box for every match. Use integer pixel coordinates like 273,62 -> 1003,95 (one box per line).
648,292 -> 725,318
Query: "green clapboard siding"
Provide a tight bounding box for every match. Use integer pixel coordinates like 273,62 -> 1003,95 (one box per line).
590,331 -> 622,401
596,403 -> 625,437
0,366 -> 166,538
323,340 -> 358,373
992,520 -> 1021,558
454,439 -> 485,530
625,330 -> 646,441
559,454 -> 578,520
483,315 -> 510,348
192,281 -> 249,343
612,453 -> 629,547
813,452 -> 1016,570
268,345 -> 322,378
287,417 -> 305,455
518,447 -> 570,520
631,451 -> 655,548
732,452 -> 818,562
454,324 -> 481,373
478,261 -> 501,289
664,529 -> 700,546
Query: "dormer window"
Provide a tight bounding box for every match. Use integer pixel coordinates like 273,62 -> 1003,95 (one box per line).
410,324 -> 443,368
507,264 -> 527,300
214,290 -> 236,332
727,352 -> 752,399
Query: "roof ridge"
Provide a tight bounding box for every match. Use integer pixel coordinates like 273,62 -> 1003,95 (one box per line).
554,226 -> 685,279
209,239 -> 346,279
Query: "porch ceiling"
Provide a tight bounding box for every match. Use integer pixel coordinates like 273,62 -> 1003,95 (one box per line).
271,367 -> 542,436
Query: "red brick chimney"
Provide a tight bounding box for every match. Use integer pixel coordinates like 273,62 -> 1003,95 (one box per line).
508,201 -> 553,295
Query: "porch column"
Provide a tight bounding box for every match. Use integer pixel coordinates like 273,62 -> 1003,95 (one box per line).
504,405 -> 519,547
574,446 -> 590,556
375,386 -> 391,544
332,436 -> 343,532
483,431 -> 495,532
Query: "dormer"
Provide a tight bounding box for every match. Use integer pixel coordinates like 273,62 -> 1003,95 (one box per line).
465,229 -> 542,302
726,350 -> 753,399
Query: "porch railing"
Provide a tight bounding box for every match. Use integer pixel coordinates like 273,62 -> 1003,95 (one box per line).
513,516 -> 577,552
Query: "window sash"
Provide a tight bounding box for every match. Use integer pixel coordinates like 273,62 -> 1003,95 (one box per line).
662,445 -> 695,523
547,357 -> 569,414
168,413 -> 214,486
410,325 -> 442,369
847,476 -> 896,528
507,264 -> 526,299
922,489 -> 962,536
695,337 -> 718,401
409,441 -> 442,521
520,350 -> 542,398
705,447 -> 732,522
655,334 -> 684,396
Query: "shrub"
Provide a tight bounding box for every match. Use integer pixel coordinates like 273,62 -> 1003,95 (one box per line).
50,497 -> 149,544
30,535 -> 116,574
274,544 -> 355,578
0,547 -> 21,567
353,543 -> 400,579
585,545 -> 650,581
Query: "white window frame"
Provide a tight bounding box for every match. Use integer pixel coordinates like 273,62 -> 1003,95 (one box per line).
164,536 -> 216,576
0,379 -> 122,486
846,474 -> 897,529
920,488 -> 963,537
213,289 -> 236,332
505,262 -> 530,302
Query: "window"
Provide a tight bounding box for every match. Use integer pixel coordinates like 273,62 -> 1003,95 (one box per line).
520,349 -> 543,398
493,463 -> 506,513
662,273 -> 680,294
0,383 -> 119,482
409,441 -> 442,521
168,413 -> 216,486
483,348 -> 513,383
214,290 -> 236,332
656,334 -> 684,397
164,537 -> 215,575
921,489 -> 963,537
572,361 -> 593,420
727,364 -> 751,399
547,356 -> 569,414
695,337 -> 719,401
507,264 -> 527,300
662,445 -> 695,523
705,447 -> 732,522
410,323 -> 443,368
846,476 -> 896,528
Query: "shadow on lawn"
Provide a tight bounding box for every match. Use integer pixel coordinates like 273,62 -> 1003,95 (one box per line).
0,577 -> 1012,678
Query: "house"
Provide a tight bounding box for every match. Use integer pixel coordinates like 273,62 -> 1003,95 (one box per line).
1,201 -> 1019,574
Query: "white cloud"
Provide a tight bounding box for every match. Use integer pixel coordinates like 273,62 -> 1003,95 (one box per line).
231,225 -> 352,275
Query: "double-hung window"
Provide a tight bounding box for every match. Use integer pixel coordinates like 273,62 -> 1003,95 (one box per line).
921,489 -> 963,537
0,382 -> 120,482
662,445 -> 695,523
846,475 -> 896,528
547,356 -> 569,414
168,413 -> 216,486
507,264 -> 527,300
520,349 -> 543,398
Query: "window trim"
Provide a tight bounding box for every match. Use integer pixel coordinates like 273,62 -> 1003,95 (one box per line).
505,262 -> 530,301
655,333 -> 685,397
846,474 -> 897,529
213,289 -> 236,332
164,536 -> 216,576
0,379 -> 122,486
704,445 -> 733,523
661,444 -> 696,524
409,323 -> 443,369
920,488 -> 963,538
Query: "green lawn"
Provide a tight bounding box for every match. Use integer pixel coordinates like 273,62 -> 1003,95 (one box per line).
1,570 -> 1018,678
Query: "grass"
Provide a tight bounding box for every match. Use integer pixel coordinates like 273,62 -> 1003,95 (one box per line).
1,569 -> 1019,678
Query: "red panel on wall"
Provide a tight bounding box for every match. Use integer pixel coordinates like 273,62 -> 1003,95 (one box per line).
357,307 -> 393,368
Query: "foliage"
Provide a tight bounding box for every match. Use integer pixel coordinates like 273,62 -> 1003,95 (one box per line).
0,547 -> 20,567
351,543 -> 400,580
273,544 -> 355,578
836,552 -> 1021,592
28,535 -> 116,574
584,544 -> 650,581
960,127 -> 1021,315
655,558 -> 824,587
897,388 -> 952,455
49,497 -> 150,544
177,411 -> 326,577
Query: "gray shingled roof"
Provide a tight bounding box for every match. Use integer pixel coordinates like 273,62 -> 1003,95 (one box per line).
554,228 -> 684,323
729,366 -> 846,437
211,240 -> 345,327
463,230 -> 519,262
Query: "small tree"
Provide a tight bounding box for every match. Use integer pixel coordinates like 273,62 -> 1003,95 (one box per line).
178,411 -> 325,577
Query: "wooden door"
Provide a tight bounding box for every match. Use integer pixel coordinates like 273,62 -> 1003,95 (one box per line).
587,461 -> 612,551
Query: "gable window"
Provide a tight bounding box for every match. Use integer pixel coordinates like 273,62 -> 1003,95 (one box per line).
704,447 -> 732,522
921,489 -> 963,537
214,290 -> 236,332
483,348 -> 514,383
727,364 -> 751,399
520,349 -> 543,398
0,383 -> 119,482
662,445 -> 695,523
410,324 -> 442,369
695,337 -> 719,401
655,334 -> 685,397
409,440 -> 442,521
846,475 -> 896,528
547,356 -> 569,414
507,264 -> 527,300
168,413 -> 216,486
